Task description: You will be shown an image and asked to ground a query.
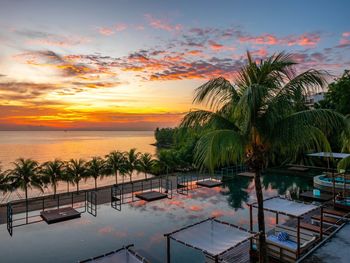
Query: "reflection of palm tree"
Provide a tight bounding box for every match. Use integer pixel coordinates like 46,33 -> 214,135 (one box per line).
181,52 -> 346,261
65,159 -> 87,193
105,151 -> 126,184
40,159 -> 63,198
9,158 -> 43,223
139,153 -> 155,179
222,177 -> 251,210
87,157 -> 106,190
124,148 -> 140,182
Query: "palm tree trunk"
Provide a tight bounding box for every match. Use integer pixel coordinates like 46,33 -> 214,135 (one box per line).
95,178 -> 97,190
145,172 -> 147,180
25,186 -> 28,224
254,169 -> 267,263
53,183 -> 57,198
115,171 -> 118,185
76,181 -> 79,193
67,182 -> 70,193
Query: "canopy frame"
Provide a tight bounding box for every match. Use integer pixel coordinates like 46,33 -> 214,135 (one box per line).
248,196 -> 323,259
164,217 -> 259,263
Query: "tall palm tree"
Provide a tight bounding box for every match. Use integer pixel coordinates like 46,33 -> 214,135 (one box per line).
65,159 -> 87,193
105,151 -> 126,184
61,161 -> 73,193
87,157 -> 106,190
181,52 -> 347,261
139,153 -> 155,179
124,148 -> 140,182
0,169 -> 10,192
40,159 -> 63,198
8,158 -> 43,223
9,158 -> 43,202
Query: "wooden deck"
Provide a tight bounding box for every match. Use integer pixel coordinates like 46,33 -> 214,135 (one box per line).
40,207 -> 81,224
196,180 -> 222,188
237,172 -> 255,178
288,166 -> 309,172
300,191 -> 333,202
135,191 -> 167,202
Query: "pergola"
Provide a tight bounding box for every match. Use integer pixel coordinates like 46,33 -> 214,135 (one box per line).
248,196 -> 321,258
164,217 -> 258,263
79,244 -> 150,263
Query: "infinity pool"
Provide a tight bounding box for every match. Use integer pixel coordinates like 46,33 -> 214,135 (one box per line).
0,173 -> 313,263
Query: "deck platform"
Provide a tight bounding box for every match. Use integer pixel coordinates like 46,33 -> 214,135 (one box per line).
40,207 -> 81,224
288,166 -> 310,172
237,172 -> 255,178
135,191 -> 167,202
300,191 -> 333,202
196,180 -> 222,188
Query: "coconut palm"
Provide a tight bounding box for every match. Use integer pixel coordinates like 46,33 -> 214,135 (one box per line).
181,52 -> 347,261
87,157 -> 106,190
8,158 -> 43,223
124,148 -> 140,182
61,162 -> 74,193
40,159 -> 63,198
0,169 -> 10,192
9,158 -> 43,201
139,153 -> 155,179
105,151 -> 126,184
65,159 -> 87,193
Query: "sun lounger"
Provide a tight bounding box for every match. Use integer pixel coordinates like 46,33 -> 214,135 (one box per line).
299,222 -> 332,235
311,215 -> 343,225
266,224 -> 317,263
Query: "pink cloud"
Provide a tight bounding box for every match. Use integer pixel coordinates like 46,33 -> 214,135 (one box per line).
98,27 -> 115,36
26,35 -> 89,47
239,33 -> 321,47
98,23 -> 127,36
144,14 -> 182,32
342,32 -> 350,37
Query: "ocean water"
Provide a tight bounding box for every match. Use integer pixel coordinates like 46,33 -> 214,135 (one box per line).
0,131 -> 156,168
0,131 -> 156,201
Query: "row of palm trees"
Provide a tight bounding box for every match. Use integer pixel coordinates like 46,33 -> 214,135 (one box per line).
0,149 -> 157,201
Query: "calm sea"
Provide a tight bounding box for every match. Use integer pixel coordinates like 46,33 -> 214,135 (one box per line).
0,131 -> 156,168
0,131 -> 156,202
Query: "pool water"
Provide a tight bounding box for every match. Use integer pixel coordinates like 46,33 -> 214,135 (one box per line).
0,174 -> 313,263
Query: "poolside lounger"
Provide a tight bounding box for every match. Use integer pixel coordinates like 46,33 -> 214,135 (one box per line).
323,208 -> 350,218
266,224 -> 317,263
311,215 -> 343,225
299,222 -> 332,235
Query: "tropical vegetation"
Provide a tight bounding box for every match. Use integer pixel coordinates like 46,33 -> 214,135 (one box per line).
180,52 -> 348,261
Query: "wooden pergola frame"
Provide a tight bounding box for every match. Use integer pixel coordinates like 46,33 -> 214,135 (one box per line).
248,196 -> 323,258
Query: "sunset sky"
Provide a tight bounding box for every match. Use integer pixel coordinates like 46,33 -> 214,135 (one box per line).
0,0 -> 349,130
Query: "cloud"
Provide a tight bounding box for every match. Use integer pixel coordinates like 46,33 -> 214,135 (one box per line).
144,14 -> 182,32
97,23 -> 128,36
15,29 -> 89,47
336,32 -> 350,48
239,32 -> 321,46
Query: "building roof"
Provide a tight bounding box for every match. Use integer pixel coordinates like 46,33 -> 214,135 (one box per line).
307,152 -> 350,159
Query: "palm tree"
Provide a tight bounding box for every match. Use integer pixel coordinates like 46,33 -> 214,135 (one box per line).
181,52 -> 347,262
0,164 -> 11,192
65,159 -> 87,193
105,151 -> 126,184
124,148 -> 140,182
87,157 -> 106,190
61,161 -> 73,193
8,158 -> 43,223
40,159 -> 63,198
139,153 -> 155,179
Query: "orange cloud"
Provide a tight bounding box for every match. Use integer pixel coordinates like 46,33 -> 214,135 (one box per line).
144,14 -> 182,32
239,33 -> 321,46
98,27 -> 115,36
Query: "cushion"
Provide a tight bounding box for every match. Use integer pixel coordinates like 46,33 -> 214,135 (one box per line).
277,231 -> 289,241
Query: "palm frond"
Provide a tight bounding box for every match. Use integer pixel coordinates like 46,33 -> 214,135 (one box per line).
338,156 -> 350,172
194,130 -> 245,171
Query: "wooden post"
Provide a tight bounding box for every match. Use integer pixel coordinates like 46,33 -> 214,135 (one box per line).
297,217 -> 300,258
166,235 -> 170,263
320,206 -> 324,240
276,212 -> 279,225
249,204 -> 253,232
215,255 -> 219,263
